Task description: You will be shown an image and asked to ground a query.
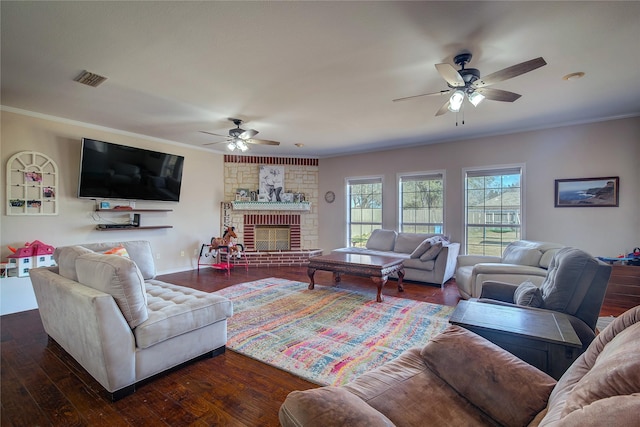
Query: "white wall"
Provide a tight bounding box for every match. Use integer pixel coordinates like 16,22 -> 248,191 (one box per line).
1,109 -> 225,314
2,109 -> 639,314
318,117 -> 640,257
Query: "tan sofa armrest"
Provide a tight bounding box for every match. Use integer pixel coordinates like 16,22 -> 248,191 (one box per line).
280,386 -> 395,427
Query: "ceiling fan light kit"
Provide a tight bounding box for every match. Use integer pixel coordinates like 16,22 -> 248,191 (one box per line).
394,52 -> 546,118
228,139 -> 249,152
468,91 -> 485,107
201,118 -> 281,151
448,90 -> 465,112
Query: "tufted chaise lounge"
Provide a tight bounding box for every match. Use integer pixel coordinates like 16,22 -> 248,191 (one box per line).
29,240 -> 233,400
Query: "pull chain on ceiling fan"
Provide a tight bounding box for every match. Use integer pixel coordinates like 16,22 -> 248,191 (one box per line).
393,53 -> 547,117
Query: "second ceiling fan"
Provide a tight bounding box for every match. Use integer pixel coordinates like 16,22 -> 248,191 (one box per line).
201,118 -> 280,152
393,53 -> 547,116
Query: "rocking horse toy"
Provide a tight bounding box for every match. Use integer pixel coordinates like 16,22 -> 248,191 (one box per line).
197,226 -> 248,273
209,226 -> 244,258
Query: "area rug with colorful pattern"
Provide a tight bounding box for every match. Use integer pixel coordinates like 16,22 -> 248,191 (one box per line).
214,277 -> 454,386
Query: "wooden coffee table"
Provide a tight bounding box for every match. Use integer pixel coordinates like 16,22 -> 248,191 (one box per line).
449,300 -> 582,379
307,252 -> 405,302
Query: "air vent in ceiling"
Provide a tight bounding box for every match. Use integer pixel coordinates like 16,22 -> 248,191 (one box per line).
73,70 -> 107,87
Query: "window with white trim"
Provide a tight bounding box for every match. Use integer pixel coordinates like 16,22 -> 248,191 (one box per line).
464,166 -> 523,256
347,177 -> 383,247
399,172 -> 444,234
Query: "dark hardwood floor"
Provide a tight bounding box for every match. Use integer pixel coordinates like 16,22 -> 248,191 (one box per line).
0,266 -> 629,426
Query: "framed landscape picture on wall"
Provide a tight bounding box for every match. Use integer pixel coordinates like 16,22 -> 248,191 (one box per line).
554,176 -> 619,207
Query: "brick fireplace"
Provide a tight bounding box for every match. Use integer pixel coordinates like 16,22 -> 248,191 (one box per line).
221,155 -> 321,267
219,213 -> 321,267
243,214 -> 301,251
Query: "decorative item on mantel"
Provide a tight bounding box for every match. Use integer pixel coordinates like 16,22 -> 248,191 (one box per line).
231,201 -> 311,211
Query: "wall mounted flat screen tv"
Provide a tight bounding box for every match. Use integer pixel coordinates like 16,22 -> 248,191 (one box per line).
78,138 -> 184,202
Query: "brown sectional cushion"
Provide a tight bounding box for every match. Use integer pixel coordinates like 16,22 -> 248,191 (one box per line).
279,386 -> 395,427
420,325 -> 556,427
554,394 -> 640,427
343,347 -> 497,426
561,323 -> 640,417
75,253 -> 148,328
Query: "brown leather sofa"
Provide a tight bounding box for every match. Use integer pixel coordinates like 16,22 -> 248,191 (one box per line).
279,306 -> 640,427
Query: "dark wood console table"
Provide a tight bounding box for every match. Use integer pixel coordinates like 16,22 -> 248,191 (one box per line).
449,300 -> 582,379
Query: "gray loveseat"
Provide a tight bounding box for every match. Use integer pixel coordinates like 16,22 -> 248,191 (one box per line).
334,229 -> 460,286
280,306 -> 640,427
29,240 -> 233,400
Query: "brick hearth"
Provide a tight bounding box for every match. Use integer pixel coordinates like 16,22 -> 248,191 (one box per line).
221,249 -> 322,267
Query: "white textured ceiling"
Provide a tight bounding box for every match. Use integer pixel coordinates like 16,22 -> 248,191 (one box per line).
2,1 -> 639,157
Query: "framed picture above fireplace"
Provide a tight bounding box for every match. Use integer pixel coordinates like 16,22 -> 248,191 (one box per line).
259,165 -> 285,202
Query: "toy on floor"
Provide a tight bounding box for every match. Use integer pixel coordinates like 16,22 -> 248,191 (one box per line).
209,226 -> 244,258
198,226 -> 248,273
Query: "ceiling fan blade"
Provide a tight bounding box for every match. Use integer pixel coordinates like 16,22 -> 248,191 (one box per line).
435,63 -> 465,87
247,139 -> 280,146
392,89 -> 451,102
202,140 -> 226,146
476,88 -> 522,102
200,130 -> 228,138
239,129 -> 259,139
435,100 -> 450,116
474,57 -> 547,88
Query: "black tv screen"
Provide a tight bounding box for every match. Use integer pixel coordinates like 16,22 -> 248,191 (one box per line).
78,138 -> 184,202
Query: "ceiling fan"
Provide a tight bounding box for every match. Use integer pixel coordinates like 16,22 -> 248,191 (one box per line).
393,53 -> 547,116
201,118 -> 280,151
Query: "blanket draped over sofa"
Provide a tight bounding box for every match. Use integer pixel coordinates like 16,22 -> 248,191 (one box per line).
30,240 -> 233,400
334,229 -> 460,286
